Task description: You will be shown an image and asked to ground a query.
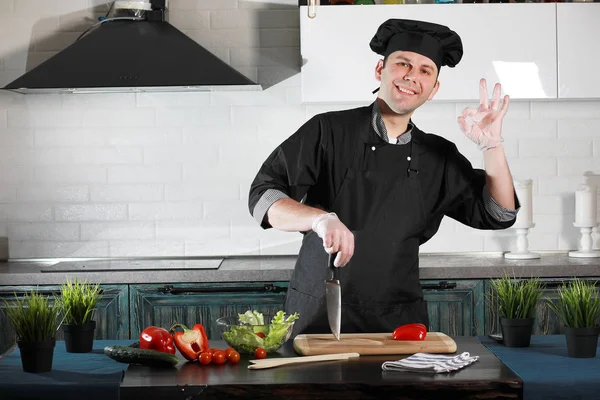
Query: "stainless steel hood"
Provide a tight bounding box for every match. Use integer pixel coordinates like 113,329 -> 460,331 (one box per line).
3,2 -> 261,94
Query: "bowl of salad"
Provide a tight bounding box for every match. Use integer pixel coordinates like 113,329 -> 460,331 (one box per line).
217,310 -> 299,354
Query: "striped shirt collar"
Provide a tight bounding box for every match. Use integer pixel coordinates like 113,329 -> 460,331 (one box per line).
371,100 -> 413,145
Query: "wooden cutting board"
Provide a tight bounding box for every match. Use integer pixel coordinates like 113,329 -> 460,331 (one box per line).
293,332 -> 457,356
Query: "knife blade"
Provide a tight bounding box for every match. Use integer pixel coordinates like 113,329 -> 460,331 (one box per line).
325,253 -> 341,341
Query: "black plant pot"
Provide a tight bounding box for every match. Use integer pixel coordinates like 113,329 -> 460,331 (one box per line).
63,321 -> 96,353
17,339 -> 55,373
500,317 -> 534,347
565,326 -> 600,358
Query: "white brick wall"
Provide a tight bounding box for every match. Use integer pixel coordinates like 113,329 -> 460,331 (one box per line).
0,0 -> 599,258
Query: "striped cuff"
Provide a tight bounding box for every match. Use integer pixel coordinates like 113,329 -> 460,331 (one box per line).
482,186 -> 518,222
252,189 -> 290,226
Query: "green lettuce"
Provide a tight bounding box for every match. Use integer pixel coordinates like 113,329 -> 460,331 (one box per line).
237,310 -> 268,336
238,310 -> 265,325
222,325 -> 265,353
264,310 -> 299,350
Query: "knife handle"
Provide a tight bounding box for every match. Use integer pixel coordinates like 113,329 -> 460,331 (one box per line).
328,253 -> 341,281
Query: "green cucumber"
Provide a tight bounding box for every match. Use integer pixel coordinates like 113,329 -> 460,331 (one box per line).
104,345 -> 179,368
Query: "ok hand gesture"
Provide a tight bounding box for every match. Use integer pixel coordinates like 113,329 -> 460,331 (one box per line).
457,78 -> 510,151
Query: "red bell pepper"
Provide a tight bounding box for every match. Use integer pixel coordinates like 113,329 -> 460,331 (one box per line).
169,323 -> 210,361
139,326 -> 176,354
392,323 -> 427,341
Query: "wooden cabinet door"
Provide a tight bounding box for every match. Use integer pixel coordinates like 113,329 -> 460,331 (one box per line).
422,279 -> 485,336
0,284 -> 129,355
130,282 -> 288,340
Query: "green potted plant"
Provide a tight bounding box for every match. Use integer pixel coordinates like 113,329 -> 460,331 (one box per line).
489,275 -> 542,347
56,278 -> 101,353
546,278 -> 600,358
3,290 -> 61,373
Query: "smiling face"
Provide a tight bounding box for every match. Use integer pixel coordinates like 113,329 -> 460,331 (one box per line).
375,50 -> 441,116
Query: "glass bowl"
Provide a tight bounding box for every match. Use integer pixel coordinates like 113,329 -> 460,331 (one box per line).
216,315 -> 295,354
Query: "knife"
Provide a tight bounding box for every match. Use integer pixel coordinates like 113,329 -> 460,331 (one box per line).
325,253 -> 341,341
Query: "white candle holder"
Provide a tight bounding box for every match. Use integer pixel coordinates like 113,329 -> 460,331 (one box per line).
504,225 -> 540,259
569,223 -> 600,258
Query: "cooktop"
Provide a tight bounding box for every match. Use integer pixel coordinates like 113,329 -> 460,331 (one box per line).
40,258 -> 223,272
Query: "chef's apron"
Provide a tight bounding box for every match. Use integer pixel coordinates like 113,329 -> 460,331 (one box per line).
284,129 -> 428,337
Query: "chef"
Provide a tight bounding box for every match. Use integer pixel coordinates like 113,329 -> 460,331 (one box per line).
248,19 -> 519,337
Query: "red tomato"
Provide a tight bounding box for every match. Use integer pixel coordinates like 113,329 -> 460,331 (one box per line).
256,332 -> 266,338
227,350 -> 241,363
210,347 -> 220,355
212,350 -> 226,364
254,348 -> 267,359
198,351 -> 212,365
225,347 -> 236,358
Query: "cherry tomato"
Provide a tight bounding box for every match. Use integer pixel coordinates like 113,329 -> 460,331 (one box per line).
254,348 -> 267,359
212,350 -> 226,364
227,350 -> 241,363
210,347 -> 220,355
198,351 -> 212,365
225,347 -> 236,358
256,332 -> 266,338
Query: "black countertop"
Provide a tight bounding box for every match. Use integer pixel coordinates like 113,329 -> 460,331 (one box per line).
120,337 -> 522,400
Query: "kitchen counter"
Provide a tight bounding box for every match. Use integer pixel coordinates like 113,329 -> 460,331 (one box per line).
1,252 -> 600,285
120,336 -> 522,400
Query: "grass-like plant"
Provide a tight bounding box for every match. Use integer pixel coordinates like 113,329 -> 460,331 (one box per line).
490,275 -> 542,319
546,278 -> 600,329
3,290 -> 60,342
56,278 -> 101,325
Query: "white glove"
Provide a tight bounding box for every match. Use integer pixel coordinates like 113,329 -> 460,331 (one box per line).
460,117 -> 504,151
312,212 -> 354,267
457,79 -> 509,152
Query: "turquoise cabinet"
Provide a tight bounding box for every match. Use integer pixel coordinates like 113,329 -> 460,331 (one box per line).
422,279 -> 485,336
129,282 -> 288,340
0,284 -> 129,355
129,280 -> 484,339
485,277 -> 600,335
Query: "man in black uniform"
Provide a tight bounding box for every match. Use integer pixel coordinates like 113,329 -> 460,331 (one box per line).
248,19 -> 519,336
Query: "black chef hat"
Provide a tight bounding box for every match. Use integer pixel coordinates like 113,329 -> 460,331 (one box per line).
370,19 -> 463,72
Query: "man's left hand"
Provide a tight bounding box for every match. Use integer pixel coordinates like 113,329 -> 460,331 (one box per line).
458,78 -> 510,151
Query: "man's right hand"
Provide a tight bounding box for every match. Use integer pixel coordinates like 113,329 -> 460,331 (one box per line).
311,213 -> 354,267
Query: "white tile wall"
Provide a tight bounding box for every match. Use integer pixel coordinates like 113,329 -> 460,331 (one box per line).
0,109 -> 6,128
80,221 -> 155,240
7,222 -> 79,241
54,204 -> 127,221
89,184 -> 163,202
0,0 -> 599,259
17,185 -> 89,202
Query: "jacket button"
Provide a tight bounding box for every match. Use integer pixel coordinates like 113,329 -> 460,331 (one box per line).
407,156 -> 412,161
371,146 -> 376,151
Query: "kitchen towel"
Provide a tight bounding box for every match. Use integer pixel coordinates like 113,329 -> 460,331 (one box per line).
381,352 -> 479,373
0,339 -> 130,400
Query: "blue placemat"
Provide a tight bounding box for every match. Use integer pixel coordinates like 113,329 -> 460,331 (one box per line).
479,335 -> 600,400
0,339 -> 133,400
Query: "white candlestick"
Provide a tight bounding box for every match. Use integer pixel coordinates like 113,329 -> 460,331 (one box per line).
513,179 -> 533,229
505,226 -> 540,259
575,184 -> 597,227
569,226 -> 600,258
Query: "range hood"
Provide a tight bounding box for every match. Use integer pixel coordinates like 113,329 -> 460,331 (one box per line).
3,1 -> 261,94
